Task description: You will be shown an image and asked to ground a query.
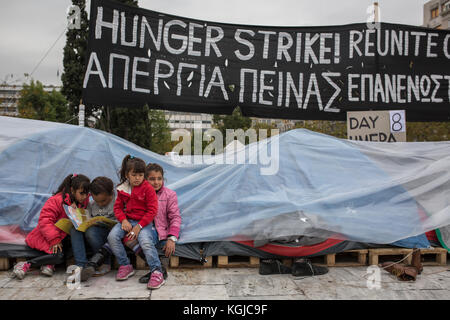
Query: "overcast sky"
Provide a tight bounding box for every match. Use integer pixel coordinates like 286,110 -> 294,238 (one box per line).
0,0 -> 430,86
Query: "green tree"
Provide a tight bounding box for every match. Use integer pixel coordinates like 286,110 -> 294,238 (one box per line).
251,121 -> 279,139
96,105 -> 172,154
61,0 -> 89,122
294,120 -> 347,139
212,107 -> 252,145
18,80 -> 70,122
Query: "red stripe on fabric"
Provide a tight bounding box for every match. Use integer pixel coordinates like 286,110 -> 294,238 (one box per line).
0,225 -> 27,245
234,238 -> 344,257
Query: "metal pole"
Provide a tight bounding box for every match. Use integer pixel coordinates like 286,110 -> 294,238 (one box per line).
374,2 -> 379,23
78,100 -> 85,127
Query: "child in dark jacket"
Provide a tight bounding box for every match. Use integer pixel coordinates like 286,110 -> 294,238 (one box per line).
69,176 -> 116,274
107,155 -> 163,289
12,174 -> 90,279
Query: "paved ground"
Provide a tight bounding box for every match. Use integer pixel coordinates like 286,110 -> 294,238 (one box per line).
1,264 -> 449,300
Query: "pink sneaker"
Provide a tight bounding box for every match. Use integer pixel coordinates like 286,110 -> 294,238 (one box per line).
40,265 -> 55,277
147,270 -> 165,290
116,264 -> 135,281
13,261 -> 31,280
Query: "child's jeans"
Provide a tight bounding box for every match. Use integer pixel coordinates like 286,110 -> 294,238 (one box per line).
107,219 -> 162,273
70,225 -> 111,267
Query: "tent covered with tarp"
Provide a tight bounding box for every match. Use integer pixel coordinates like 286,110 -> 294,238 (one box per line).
0,116 -> 449,262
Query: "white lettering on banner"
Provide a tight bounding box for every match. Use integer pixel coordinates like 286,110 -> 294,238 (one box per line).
234,29 -> 255,61
411,31 -> 427,56
445,35 -> 450,59
446,76 -> 450,102
319,33 -> 333,64
139,17 -> 163,50
259,70 -> 276,106
132,57 -> 150,93
163,20 -> 188,55
121,12 -> 138,47
154,59 -> 174,95
285,72 -> 303,108
303,73 -> 322,110
277,32 -> 293,62
259,30 -> 276,59
240,69 -> 258,103
86,5 -> 450,117
427,33 -> 439,58
109,53 -> 130,90
205,26 -> 224,57
322,72 -> 341,112
347,73 -> 448,104
188,22 -> 203,56
304,33 -> 320,64
177,63 -> 198,96
350,31 -> 363,59
431,75 -> 443,103
84,52 -> 107,88
95,7 -> 119,44
204,66 -> 228,100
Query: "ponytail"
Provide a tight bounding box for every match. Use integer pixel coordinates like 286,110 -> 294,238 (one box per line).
118,155 -> 146,186
54,174 -> 90,203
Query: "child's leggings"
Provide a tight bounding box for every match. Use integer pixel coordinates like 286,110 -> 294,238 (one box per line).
27,252 -> 65,268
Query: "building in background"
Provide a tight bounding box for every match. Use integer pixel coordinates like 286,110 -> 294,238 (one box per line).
251,118 -> 300,132
0,84 -> 62,116
165,111 -> 213,130
423,0 -> 450,29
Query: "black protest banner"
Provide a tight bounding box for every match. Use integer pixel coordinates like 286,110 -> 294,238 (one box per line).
82,0 -> 450,121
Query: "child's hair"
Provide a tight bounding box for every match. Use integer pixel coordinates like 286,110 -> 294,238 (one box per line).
90,177 -> 114,196
145,163 -> 164,178
54,174 -> 90,201
118,154 -> 146,185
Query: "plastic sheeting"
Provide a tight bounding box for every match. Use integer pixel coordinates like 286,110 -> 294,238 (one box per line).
0,116 -> 448,248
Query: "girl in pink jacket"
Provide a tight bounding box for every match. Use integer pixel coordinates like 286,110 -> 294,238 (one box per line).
132,163 -> 181,283
12,174 -> 90,280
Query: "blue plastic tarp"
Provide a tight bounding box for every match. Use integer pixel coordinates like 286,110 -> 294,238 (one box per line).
1,116 -> 449,248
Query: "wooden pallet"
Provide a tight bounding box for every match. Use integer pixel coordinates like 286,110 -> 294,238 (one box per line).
420,248 -> 448,266
217,255 -> 260,268
0,257 -> 10,271
369,248 -> 413,265
321,249 -> 368,267
169,255 -> 213,268
369,248 -> 448,266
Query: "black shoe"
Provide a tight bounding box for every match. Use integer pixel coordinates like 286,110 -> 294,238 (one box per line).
88,247 -> 110,269
258,259 -> 292,275
139,266 -> 168,283
292,258 -> 329,277
80,265 -> 95,282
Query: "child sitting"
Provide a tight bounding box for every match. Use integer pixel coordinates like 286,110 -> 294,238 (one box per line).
107,155 -> 163,289
70,176 -> 117,280
137,163 -> 181,283
12,174 -> 90,279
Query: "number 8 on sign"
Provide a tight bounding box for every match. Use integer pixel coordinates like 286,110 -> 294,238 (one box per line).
389,110 -> 406,133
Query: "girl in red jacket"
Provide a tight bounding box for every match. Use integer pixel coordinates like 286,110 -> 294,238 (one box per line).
12,174 -> 90,280
107,155 -> 162,289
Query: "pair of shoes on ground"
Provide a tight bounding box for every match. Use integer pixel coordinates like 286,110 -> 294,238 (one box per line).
79,263 -> 111,282
379,248 -> 423,282
117,264 -> 165,290
138,265 -> 168,283
11,262 -> 55,279
259,258 -> 329,277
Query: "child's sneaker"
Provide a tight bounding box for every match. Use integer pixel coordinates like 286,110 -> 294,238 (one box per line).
40,265 -> 55,277
147,270 -> 165,290
116,264 -> 135,281
12,261 -> 31,280
93,264 -> 111,277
